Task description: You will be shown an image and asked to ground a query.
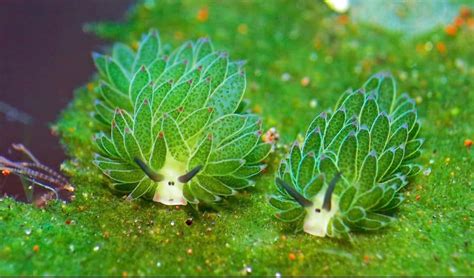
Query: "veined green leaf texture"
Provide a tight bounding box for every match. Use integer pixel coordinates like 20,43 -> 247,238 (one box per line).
270,72 -> 423,237
92,30 -> 272,205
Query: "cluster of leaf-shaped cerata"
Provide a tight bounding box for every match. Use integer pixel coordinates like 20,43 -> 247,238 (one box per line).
91,30 -> 272,205
269,72 -> 423,237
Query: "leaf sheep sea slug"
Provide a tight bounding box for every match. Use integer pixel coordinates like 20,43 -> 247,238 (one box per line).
91,30 -> 272,205
269,72 -> 423,237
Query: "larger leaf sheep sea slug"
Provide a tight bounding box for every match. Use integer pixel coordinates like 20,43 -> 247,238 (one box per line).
92,30 -> 272,206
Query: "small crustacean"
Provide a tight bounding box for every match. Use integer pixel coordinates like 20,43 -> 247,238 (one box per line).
0,143 -> 74,203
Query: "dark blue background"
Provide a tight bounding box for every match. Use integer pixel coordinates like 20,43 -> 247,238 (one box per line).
0,0 -> 134,199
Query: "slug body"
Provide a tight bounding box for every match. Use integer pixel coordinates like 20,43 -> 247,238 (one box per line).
270,72 -> 423,237
92,30 -> 272,205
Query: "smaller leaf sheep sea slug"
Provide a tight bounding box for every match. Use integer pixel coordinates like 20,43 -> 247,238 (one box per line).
91,30 -> 272,206
269,72 -> 423,237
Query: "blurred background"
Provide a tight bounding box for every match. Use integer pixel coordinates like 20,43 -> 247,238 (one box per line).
0,0 -> 134,200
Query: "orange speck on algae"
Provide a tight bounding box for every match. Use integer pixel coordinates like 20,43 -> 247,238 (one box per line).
459,6 -> 471,18
436,42 -> 447,54
301,76 -> 311,87
33,245 -> 40,252
464,139 -> 473,148
363,255 -> 371,264
337,14 -> 349,25
197,7 -> 209,22
288,252 -> 296,261
253,104 -> 262,114
445,24 -> 457,36
237,24 -> 248,35
454,16 -> 465,27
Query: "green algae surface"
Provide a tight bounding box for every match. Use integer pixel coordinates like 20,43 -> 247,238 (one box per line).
1,0 -> 473,275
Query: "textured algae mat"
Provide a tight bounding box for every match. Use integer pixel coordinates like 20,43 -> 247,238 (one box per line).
0,1 -> 473,275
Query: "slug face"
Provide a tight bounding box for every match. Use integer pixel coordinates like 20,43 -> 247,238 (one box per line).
275,173 -> 341,237
151,154 -> 188,205
92,30 -> 272,205
155,155 -> 206,205
303,190 -> 339,237
270,72 -> 423,237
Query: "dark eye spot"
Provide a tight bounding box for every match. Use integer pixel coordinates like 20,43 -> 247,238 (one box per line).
315,208 -> 321,213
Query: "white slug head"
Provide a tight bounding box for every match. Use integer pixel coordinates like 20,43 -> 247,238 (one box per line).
134,154 -> 202,206
303,189 -> 339,237
275,173 -> 342,237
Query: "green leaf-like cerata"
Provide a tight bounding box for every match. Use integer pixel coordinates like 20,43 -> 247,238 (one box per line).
269,72 -> 423,237
92,30 -> 271,205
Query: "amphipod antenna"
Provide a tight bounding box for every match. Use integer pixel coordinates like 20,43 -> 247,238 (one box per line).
0,143 -> 74,201
276,178 -> 313,207
134,157 -> 164,182
178,165 -> 203,183
322,172 -> 342,211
